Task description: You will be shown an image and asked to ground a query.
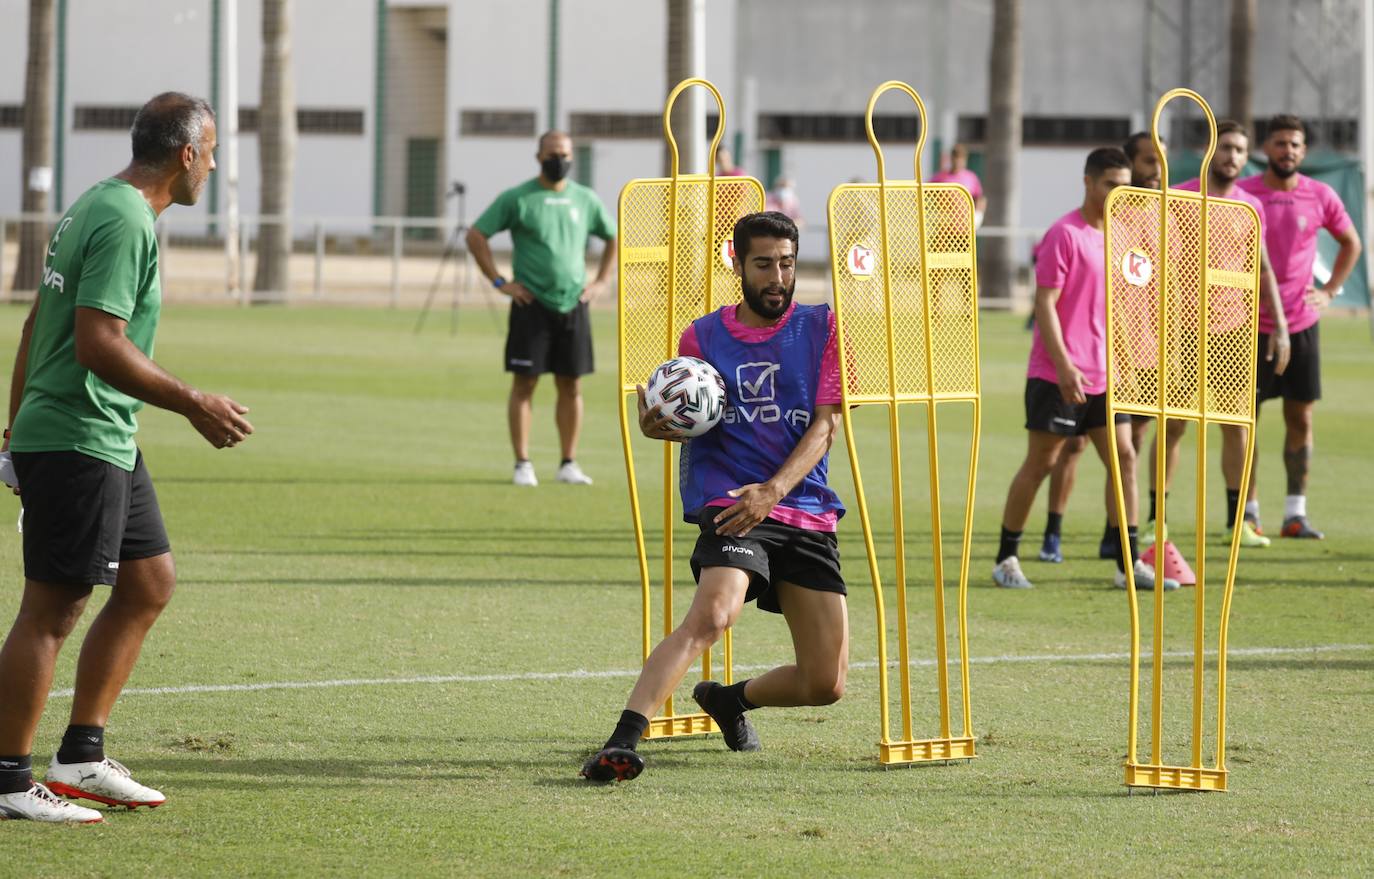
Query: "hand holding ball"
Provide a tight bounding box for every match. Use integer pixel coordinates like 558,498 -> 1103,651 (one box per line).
642,356 -> 726,439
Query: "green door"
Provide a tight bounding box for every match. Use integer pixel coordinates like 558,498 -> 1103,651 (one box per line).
405,137 -> 440,240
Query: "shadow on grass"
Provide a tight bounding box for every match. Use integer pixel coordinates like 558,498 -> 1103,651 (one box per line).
157,476 -> 516,487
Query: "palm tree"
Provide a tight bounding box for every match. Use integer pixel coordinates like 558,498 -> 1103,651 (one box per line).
1228,0 -> 1256,133
253,0 -> 296,298
12,0 -> 55,300
981,0 -> 1022,304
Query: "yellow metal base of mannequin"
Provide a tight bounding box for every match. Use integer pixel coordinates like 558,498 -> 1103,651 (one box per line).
644,712 -> 720,739
1125,762 -> 1227,792
880,736 -> 976,765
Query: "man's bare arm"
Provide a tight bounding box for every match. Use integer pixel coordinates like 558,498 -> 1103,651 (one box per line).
5,298 -> 39,449
713,405 -> 842,536
74,307 -> 252,448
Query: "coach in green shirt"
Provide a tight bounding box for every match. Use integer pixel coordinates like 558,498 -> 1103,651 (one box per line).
467,131 -> 617,488
0,93 -> 252,823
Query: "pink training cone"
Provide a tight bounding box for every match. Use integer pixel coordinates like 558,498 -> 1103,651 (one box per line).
1140,540 -> 1196,586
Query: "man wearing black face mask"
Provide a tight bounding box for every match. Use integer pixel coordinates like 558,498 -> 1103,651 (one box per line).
467,131 -> 617,487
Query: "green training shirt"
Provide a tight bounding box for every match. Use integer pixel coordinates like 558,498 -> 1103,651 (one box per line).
10,178 -> 161,471
473,178 -> 615,313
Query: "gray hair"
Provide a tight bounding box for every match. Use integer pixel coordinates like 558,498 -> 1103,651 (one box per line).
131,92 -> 215,167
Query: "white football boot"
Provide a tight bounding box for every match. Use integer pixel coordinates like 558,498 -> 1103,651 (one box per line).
992,556 -> 1033,589
512,461 -> 538,487
46,756 -> 165,809
555,461 -> 593,485
1114,558 -> 1180,591
0,782 -> 103,823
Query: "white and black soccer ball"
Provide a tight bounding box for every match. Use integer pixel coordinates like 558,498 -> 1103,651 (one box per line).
644,356 -> 727,438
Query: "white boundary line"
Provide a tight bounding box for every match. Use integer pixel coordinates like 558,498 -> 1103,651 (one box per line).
47,643 -> 1371,699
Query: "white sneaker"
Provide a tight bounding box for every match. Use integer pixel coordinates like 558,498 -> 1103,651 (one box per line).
46,756 -> 165,808
555,461 -> 593,485
0,782 -> 103,823
513,461 -> 538,487
992,556 -> 1033,589
1114,558 -> 1180,592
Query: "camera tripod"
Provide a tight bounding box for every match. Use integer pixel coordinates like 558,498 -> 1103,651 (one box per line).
414,181 -> 487,335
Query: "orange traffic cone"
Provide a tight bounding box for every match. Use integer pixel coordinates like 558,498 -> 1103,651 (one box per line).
1140,540 -> 1196,586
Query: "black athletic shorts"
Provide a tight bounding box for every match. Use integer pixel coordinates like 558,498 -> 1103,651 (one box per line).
1257,323 -> 1320,403
689,510 -> 845,615
1024,378 -> 1128,436
505,299 -> 594,377
11,450 -> 170,587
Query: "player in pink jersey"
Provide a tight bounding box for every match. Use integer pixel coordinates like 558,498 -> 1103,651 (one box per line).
1146,121 -> 1287,548
993,148 -> 1177,592
1040,132 -> 1167,567
1237,114 -> 1362,539
930,143 -> 987,224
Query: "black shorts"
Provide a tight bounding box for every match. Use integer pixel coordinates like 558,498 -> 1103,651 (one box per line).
1258,323 -> 1320,403
689,511 -> 845,615
505,299 -> 594,377
11,450 -> 170,587
1024,378 -> 1129,436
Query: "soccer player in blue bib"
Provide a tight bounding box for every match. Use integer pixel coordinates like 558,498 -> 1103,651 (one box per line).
582,212 -> 848,782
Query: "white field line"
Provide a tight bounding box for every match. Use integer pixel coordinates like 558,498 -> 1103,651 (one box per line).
47,643 -> 1371,700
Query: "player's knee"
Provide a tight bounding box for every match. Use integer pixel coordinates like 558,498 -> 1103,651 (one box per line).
1116,443 -> 1137,471
511,375 -> 538,399
681,606 -> 732,647
17,599 -> 86,641
805,673 -> 845,706
1166,420 -> 1188,440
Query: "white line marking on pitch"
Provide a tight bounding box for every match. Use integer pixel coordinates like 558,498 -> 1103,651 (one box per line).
46,643 -> 1371,700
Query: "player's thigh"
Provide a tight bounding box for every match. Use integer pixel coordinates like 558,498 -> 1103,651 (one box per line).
1087,418 -> 1133,466
11,451 -> 130,588
505,301 -> 553,375
775,582 -> 849,685
685,566 -> 752,634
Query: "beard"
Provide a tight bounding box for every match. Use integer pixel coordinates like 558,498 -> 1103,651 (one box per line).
1270,161 -> 1298,179
741,275 -> 795,320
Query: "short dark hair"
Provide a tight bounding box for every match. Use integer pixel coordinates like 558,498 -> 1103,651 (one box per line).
1266,113 -> 1306,139
732,211 -> 799,262
1215,119 -> 1250,142
1122,131 -> 1166,162
130,92 -> 214,167
1084,147 -> 1130,178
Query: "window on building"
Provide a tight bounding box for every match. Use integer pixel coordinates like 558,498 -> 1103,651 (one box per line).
459,109 -> 537,137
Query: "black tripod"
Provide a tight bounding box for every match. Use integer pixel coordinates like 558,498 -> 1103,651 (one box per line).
414,181 -> 480,335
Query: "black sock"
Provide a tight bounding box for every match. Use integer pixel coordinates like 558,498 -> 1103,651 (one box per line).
561,458 -> 573,467
1117,525 -> 1140,573
719,680 -> 757,713
0,755 -> 32,794
1148,490 -> 1157,522
604,710 -> 649,751
1226,489 -> 1241,528
56,724 -> 104,764
1044,512 -> 1063,538
1102,522 -> 1119,546
996,527 -> 1022,563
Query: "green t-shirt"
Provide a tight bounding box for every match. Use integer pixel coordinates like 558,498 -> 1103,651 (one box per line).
473,178 -> 615,313
10,178 -> 161,471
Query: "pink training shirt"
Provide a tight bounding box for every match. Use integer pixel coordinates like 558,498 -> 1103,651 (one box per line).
1029,208 -> 1108,395
679,301 -> 842,532
1174,178 -> 1265,334
1237,173 -> 1353,334
929,168 -> 983,201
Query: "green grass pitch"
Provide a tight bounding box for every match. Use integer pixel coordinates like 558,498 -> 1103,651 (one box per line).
0,303 -> 1370,877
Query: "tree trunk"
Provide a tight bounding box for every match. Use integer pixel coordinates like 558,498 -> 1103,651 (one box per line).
981,0 -> 1022,304
253,0 -> 296,299
12,0 -> 55,301
664,0 -> 691,176
1227,0 -> 1256,133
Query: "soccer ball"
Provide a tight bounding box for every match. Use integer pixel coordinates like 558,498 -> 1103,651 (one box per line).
644,356 -> 726,438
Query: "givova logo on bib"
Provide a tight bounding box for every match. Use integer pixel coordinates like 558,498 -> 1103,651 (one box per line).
724,361 -> 811,428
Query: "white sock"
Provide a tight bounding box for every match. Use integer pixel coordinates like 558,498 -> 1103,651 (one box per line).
1284,494 -> 1306,519
1244,500 -> 1261,522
